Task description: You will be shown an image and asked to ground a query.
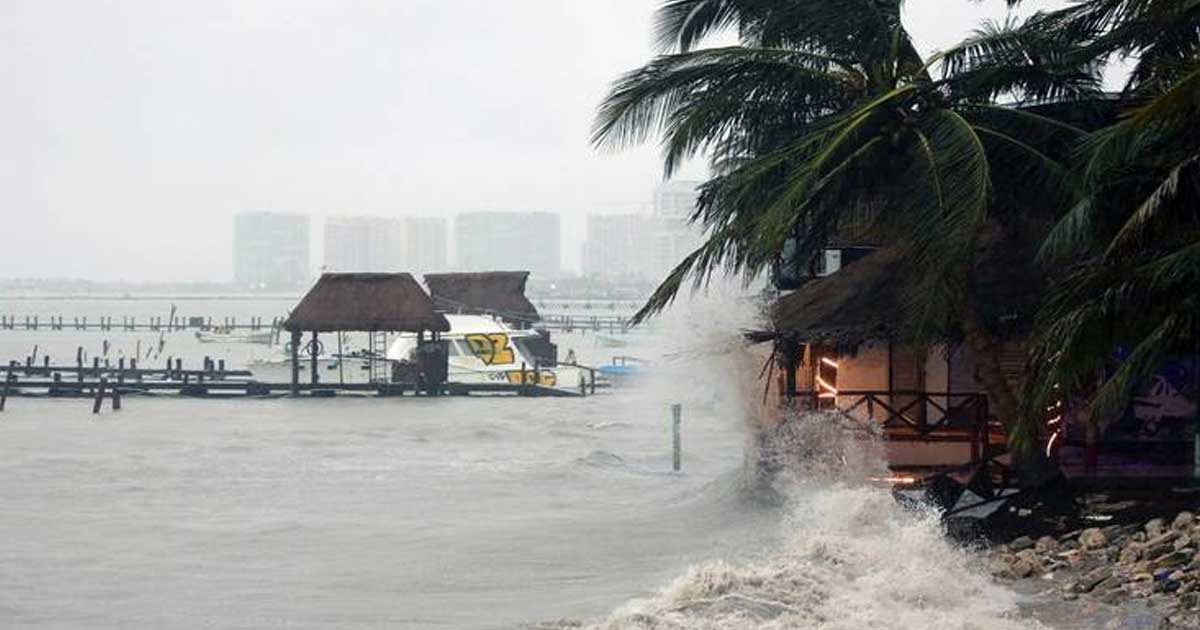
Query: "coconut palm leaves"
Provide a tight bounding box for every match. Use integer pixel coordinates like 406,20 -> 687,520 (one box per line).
1028,56 -> 1200,429
595,0 -> 1094,331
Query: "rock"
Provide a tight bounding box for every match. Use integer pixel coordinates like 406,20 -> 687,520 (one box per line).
1155,551 -> 1192,572
989,553 -> 1017,576
1080,528 -> 1109,550
1176,512 -> 1196,531
1148,518 -> 1167,537
1100,588 -> 1126,605
1077,567 -> 1114,593
1061,589 -> 1079,601
1121,542 -> 1146,564
1011,536 -> 1035,552
1179,536 -> 1196,551
1180,592 -> 1200,610
1095,575 -> 1123,592
1015,550 -> 1045,576
1035,536 -> 1059,554
1133,531 -> 1148,543
1148,531 -> 1184,558
1008,559 -> 1036,579
1171,570 -> 1187,582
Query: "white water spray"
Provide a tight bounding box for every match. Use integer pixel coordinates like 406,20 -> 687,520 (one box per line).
562,283 -> 1043,630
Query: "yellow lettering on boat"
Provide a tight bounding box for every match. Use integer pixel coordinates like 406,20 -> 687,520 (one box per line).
504,371 -> 557,387
465,333 -> 514,365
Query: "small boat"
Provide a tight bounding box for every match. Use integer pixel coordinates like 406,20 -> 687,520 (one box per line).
387,314 -> 592,394
195,328 -> 274,344
596,355 -> 649,387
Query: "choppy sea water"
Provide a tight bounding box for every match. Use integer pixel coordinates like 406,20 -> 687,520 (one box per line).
0,293 -> 1123,629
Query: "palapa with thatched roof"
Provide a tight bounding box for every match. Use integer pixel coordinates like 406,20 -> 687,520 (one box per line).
424,271 -> 540,326
757,247 -> 904,354
284,273 -> 450,333
283,273 -> 451,395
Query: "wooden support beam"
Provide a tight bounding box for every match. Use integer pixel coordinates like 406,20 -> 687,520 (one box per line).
310,331 -> 319,386
290,330 -> 301,396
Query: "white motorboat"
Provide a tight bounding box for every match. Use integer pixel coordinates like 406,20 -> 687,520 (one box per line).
387,314 -> 590,394
245,315 -> 591,393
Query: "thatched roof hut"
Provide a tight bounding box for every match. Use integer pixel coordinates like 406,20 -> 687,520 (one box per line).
424,271 -> 540,323
761,247 -> 904,353
758,231 -> 1043,354
284,273 -> 451,333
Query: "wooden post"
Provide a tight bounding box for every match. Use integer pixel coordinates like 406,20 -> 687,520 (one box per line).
672,403 -> 682,471
1,374 -> 9,412
76,347 -> 84,383
589,368 -> 596,395
92,378 -> 107,414
310,331 -> 319,385
113,359 -> 123,411
520,362 -> 527,396
290,330 -> 301,396
337,331 -> 345,386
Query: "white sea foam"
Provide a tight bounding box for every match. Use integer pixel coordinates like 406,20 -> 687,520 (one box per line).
572,430 -> 1036,629
558,281 -> 1040,630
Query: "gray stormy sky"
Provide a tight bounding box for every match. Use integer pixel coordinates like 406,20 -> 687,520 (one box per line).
1,0 -> 1062,282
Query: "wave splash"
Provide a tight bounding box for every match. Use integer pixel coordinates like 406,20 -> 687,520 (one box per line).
556,411 -> 1041,630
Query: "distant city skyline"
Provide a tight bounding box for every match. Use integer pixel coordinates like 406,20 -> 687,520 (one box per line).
2,1 -> 1067,282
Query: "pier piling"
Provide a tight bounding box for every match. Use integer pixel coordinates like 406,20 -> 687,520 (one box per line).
92,378 -> 107,414
672,403 -> 682,472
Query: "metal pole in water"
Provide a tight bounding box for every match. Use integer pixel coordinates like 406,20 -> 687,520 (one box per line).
672,403 -> 682,472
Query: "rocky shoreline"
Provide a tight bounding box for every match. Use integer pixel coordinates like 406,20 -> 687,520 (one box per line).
990,510 -> 1200,628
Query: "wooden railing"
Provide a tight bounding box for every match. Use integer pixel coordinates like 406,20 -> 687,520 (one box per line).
796,389 -> 997,465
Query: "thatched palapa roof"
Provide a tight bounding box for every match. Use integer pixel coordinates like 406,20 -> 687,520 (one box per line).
762,247 -> 904,353
758,232 -> 1044,353
284,273 -> 451,332
424,271 -> 540,322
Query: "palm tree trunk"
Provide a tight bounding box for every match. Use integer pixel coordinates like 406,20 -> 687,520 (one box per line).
959,303 -> 1058,487
959,306 -> 1020,433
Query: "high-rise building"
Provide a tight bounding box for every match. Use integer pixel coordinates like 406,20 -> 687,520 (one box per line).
654,180 -> 702,220
454,212 -> 560,278
582,213 -> 654,282
650,181 -> 704,278
323,216 -> 393,272
399,216 -> 449,274
323,216 -> 449,274
233,211 -> 310,290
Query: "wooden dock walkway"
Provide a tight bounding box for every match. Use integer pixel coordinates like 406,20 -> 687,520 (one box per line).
0,313 -> 634,334
0,358 -> 591,410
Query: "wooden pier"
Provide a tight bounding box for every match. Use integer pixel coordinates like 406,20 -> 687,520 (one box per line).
0,313 -> 633,334
0,349 -> 594,410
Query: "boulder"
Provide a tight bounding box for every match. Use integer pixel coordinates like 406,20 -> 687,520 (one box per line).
1015,549 -> 1044,574
1080,528 -> 1108,550
1010,536 -> 1035,552
1148,518 -> 1167,537
1035,536 -> 1059,554
1121,542 -> 1146,564
1010,559 -> 1036,579
1155,551 -> 1192,572
1076,567 -> 1113,593
1176,512 -> 1196,531
1099,588 -> 1126,605
1147,531 -> 1184,558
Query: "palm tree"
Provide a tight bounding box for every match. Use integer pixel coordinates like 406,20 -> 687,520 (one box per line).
593,0 -> 1101,474
1018,1 -> 1200,452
